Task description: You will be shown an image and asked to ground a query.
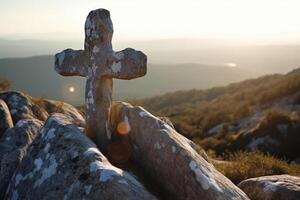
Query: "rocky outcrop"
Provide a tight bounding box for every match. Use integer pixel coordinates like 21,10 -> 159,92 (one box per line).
229,109 -> 300,160
110,102 -> 249,200
204,90 -> 300,160
0,91 -> 48,123
0,119 -> 43,199
0,99 -> 13,137
238,175 -> 300,200
0,91 -> 85,127
42,99 -> 85,127
5,114 -> 156,200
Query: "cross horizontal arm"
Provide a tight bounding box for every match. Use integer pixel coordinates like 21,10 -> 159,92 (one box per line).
105,48 -> 147,80
55,49 -> 89,77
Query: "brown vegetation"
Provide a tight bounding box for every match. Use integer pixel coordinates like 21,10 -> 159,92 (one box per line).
128,70 -> 300,160
211,151 -> 300,184
136,72 -> 300,140
32,97 -> 65,114
0,79 -> 10,91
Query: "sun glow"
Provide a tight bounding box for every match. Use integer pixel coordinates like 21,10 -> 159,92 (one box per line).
1,0 -> 300,43
226,63 -> 238,68
69,86 -> 75,93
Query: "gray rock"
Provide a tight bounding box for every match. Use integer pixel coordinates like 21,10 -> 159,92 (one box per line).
55,8 -> 147,152
229,110 -> 300,160
159,116 -> 174,129
0,99 -> 13,137
5,113 -> 156,200
0,91 -> 85,127
238,175 -> 300,200
0,119 -> 43,199
110,102 -> 249,200
42,99 -> 85,128
0,91 -> 46,124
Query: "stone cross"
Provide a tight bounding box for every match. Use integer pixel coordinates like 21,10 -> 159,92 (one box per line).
54,9 -> 147,152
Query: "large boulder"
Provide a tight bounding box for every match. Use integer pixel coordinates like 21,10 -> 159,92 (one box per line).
41,99 -> 85,127
0,99 -> 13,137
238,175 -> 300,200
110,102 -> 249,200
0,91 -> 48,123
5,113 -> 156,200
0,91 -> 85,127
0,119 -> 43,199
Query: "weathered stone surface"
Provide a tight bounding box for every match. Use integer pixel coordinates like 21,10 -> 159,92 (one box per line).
159,116 -> 174,129
55,8 -> 147,151
42,99 -> 85,128
110,102 -> 249,200
0,91 -> 85,128
238,175 -> 300,200
0,99 -> 13,137
0,119 -> 43,199
0,91 -> 47,123
5,113 -> 156,200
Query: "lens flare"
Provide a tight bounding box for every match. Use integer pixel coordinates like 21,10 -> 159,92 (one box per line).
69,86 -> 75,93
117,116 -> 131,135
117,121 -> 130,135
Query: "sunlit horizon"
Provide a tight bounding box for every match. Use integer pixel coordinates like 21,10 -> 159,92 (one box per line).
1,0 -> 300,44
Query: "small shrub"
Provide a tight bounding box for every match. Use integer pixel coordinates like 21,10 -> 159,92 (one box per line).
197,137 -> 221,150
260,108 -> 290,129
33,97 -> 46,108
0,79 -> 10,91
51,101 -> 65,113
33,97 -> 65,114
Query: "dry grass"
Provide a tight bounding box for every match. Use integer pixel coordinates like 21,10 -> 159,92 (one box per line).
0,79 -> 10,91
211,151 -> 300,184
76,105 -> 85,117
33,97 -> 65,114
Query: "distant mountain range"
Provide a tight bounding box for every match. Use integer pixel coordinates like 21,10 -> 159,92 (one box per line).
1,38 -> 300,72
0,55 -> 259,105
1,38 -> 300,105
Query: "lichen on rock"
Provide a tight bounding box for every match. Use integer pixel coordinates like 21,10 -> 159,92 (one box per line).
5,113 -> 156,200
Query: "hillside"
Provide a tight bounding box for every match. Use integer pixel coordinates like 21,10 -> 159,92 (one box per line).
136,68 -> 300,161
0,77 -> 299,198
0,55 -> 258,104
1,38 -> 300,75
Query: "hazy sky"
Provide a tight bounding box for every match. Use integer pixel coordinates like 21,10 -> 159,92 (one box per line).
1,0 -> 300,43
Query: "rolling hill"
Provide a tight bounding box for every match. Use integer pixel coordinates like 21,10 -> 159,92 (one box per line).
136,68 -> 300,160
0,55 -> 258,105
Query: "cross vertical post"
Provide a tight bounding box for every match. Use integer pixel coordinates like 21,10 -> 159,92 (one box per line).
55,9 -> 147,152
